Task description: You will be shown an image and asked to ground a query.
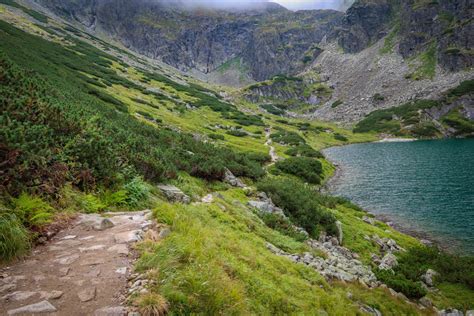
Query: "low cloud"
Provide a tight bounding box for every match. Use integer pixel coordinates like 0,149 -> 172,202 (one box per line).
158,0 -> 353,11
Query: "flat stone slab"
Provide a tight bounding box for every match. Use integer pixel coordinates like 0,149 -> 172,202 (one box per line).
2,291 -> 37,302
108,244 -> 129,255
7,300 -> 57,315
79,244 -> 106,252
94,306 -> 127,316
114,230 -> 142,244
78,287 -> 96,302
55,254 -> 80,265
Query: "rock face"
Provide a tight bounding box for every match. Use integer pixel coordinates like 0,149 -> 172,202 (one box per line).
38,0 -> 343,82
337,0 -> 473,72
337,0 -> 393,53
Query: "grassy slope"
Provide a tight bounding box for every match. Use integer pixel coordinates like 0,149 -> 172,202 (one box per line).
0,3 -> 472,314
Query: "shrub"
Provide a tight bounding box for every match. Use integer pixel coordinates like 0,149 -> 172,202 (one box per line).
12,193 -> 54,228
374,269 -> 427,299
80,194 -> 107,213
226,130 -> 247,137
0,212 -> 30,260
256,178 -> 337,237
334,133 -> 348,142
259,213 -> 307,241
208,133 -> 225,140
260,104 -> 285,116
447,80 -> 474,98
331,100 -> 343,108
270,130 -> 306,146
275,157 -> 323,184
373,93 -> 385,101
124,177 -> 151,207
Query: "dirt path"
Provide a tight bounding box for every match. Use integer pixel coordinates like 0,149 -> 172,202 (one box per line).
0,210 -> 153,316
264,128 -> 279,164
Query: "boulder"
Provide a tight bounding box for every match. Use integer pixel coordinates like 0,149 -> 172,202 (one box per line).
7,300 -> 57,315
438,309 -> 464,316
378,253 -> 398,270
421,269 -> 438,287
201,194 -> 214,203
79,214 -> 115,231
158,185 -> 191,204
419,297 -> 432,308
362,216 -> 375,225
223,168 -> 245,188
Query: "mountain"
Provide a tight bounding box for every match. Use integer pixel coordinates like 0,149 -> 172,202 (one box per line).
37,0 -> 342,83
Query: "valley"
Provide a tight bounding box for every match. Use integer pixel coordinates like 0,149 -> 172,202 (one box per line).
0,0 -> 473,315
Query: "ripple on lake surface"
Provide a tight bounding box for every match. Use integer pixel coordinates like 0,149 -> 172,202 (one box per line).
324,138 -> 474,254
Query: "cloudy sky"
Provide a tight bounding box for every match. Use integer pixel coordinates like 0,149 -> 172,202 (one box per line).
272,0 -> 345,10
174,0 -> 350,11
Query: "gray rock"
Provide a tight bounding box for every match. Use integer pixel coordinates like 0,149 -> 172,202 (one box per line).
421,269 -> 438,287
360,305 -> 382,316
94,306 -> 127,316
80,214 -> 114,231
439,309 -> 464,316
2,291 -> 37,301
379,253 -> 398,270
7,300 -> 57,315
419,297 -> 432,308
466,311 -> 474,316
158,227 -> 171,239
157,185 -> 191,204
114,230 -> 143,244
223,168 -> 245,188
78,287 -> 96,302
362,216 -> 375,225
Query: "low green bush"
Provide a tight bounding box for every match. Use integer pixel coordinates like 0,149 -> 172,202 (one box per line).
275,157 -> 323,184
226,130 -> 247,137
208,133 -> 225,140
259,213 -> 307,242
334,133 -> 348,142
374,269 -> 427,299
270,129 -> 306,146
256,178 -> 337,237
124,177 -> 150,207
331,100 -> 343,108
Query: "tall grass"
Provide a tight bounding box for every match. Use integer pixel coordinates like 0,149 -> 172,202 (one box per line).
0,212 -> 30,260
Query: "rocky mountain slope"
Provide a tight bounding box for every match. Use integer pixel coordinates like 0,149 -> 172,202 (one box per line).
36,0 -> 342,83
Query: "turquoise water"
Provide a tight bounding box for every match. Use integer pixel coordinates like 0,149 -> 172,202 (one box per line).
324,139 -> 474,254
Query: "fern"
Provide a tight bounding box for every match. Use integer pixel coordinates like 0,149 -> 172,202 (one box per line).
80,194 -> 107,213
13,193 -> 54,228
